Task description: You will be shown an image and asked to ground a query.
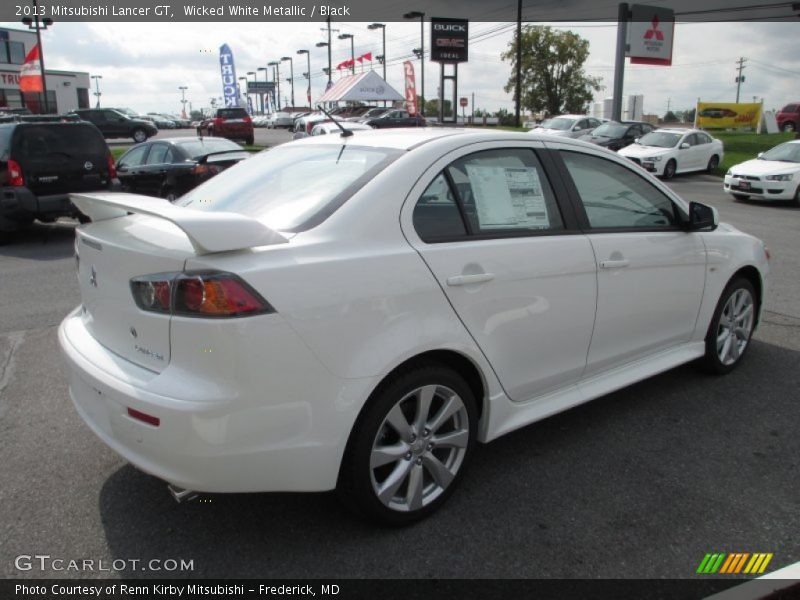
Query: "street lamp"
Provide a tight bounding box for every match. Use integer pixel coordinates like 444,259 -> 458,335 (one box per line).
250,70 -> 262,113
281,56 -> 295,108
338,33 -> 355,75
21,0 -> 53,114
91,75 -> 102,108
367,23 -> 386,82
178,85 -> 189,117
403,11 -> 425,117
237,78 -> 247,111
268,61 -> 281,110
315,41 -> 331,89
297,49 -> 311,107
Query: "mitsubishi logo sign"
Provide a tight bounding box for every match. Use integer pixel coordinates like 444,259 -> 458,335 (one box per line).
626,5 -> 674,66
643,16 -> 664,41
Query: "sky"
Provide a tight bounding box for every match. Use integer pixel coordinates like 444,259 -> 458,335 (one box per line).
1,19 -> 798,116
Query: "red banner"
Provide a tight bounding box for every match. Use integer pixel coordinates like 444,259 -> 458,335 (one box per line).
19,44 -> 43,93
403,61 -> 418,116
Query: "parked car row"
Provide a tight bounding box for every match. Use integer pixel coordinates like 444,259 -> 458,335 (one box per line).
724,140 -> 800,204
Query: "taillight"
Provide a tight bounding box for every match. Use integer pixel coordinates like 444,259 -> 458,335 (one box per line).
7,159 -> 24,186
107,154 -> 117,179
243,115 -> 252,124
192,163 -> 221,176
130,271 -> 273,318
307,121 -> 314,134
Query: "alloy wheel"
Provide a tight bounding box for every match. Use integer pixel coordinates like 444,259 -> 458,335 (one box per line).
716,288 -> 754,366
369,384 -> 469,512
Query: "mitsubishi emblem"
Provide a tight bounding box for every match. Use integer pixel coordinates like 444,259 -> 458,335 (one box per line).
89,265 -> 97,287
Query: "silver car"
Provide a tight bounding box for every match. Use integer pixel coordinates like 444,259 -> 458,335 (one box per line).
533,115 -> 601,138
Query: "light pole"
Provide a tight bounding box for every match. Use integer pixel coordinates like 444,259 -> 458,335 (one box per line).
21,0 -> 53,114
297,49 -> 311,107
268,61 -> 281,110
237,77 -> 247,111
403,11 -> 425,117
367,23 -> 386,82
91,75 -> 102,108
316,42 -> 331,89
179,85 -> 188,117
250,70 -> 262,113
281,56 -> 295,108
338,33 -> 355,75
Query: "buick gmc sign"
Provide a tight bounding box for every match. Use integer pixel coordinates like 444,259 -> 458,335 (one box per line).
431,18 -> 469,63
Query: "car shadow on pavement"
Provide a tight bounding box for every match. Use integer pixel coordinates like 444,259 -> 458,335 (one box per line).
732,198 -> 800,211
96,340 -> 800,579
0,220 -> 77,260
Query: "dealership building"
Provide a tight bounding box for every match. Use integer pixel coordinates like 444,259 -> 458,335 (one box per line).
1,27 -> 91,114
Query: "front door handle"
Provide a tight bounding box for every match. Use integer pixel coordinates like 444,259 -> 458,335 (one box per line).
599,259 -> 630,269
446,273 -> 495,286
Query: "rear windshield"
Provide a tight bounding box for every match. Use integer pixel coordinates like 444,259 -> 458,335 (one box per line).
178,138 -> 243,158
218,108 -> 248,118
637,131 -> 681,148
178,144 -> 402,232
12,124 -> 107,159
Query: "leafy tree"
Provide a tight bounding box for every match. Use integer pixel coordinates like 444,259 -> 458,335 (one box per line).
683,108 -> 696,123
663,110 -> 678,123
424,98 -> 453,117
502,25 -> 603,115
494,108 -> 516,126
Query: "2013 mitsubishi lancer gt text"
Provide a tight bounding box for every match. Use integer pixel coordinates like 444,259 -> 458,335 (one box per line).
59,129 -> 769,524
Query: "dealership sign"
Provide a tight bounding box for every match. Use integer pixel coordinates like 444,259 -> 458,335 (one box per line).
430,18 -> 468,63
626,5 -> 674,66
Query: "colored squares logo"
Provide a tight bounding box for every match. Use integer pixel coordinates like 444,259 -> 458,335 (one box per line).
697,553 -> 773,575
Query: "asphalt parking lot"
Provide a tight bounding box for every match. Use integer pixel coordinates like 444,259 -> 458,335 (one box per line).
0,170 -> 798,580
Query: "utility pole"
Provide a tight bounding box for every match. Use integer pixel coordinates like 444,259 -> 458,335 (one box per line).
735,57 -> 747,103
666,97 -> 671,113
471,92 -> 474,124
611,3 -> 629,122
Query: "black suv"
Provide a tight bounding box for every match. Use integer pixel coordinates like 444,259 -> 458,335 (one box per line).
0,121 -> 119,240
71,108 -> 158,143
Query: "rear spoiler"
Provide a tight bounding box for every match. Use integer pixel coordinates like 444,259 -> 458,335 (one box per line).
70,192 -> 288,255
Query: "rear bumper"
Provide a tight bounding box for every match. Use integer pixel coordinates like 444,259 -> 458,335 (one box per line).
58,307 -> 373,493
723,176 -> 795,200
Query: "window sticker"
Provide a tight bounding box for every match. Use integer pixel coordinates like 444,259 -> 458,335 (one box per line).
465,165 -> 550,230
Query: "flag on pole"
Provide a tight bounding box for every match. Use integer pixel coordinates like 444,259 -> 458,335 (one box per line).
19,44 -> 43,93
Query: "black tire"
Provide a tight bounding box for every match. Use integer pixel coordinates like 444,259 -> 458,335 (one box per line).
700,277 -> 757,375
132,128 -> 147,143
792,186 -> 800,207
662,159 -> 677,179
338,363 -> 478,525
245,135 -> 254,146
781,122 -> 795,133
707,155 -> 720,172
732,193 -> 748,201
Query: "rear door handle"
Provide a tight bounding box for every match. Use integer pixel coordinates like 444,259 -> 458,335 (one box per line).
446,273 -> 495,286
599,259 -> 630,269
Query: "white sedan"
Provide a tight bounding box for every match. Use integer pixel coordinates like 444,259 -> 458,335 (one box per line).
619,128 -> 724,178
723,140 -> 800,204
61,130 -> 768,524
531,114 -> 602,138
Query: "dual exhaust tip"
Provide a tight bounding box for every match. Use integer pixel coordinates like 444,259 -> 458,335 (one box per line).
167,484 -> 198,504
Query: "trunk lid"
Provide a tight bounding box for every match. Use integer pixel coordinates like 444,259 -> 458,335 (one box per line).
76,217 -> 193,372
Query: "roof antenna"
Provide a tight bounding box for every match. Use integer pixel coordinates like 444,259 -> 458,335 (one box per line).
316,103 -> 353,138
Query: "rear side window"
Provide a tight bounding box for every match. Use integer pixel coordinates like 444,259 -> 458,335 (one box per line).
178,144 -> 402,232
12,125 -> 107,160
446,148 -> 564,235
146,144 -> 169,164
413,174 -> 467,242
118,144 -> 149,167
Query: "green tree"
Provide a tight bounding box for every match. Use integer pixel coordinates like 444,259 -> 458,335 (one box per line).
502,25 -> 603,116
663,110 -> 678,123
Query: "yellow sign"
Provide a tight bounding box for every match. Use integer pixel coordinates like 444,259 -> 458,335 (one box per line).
696,102 -> 761,129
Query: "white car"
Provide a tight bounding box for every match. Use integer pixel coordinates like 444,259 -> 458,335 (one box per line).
268,111 -> 294,128
723,140 -> 800,204
311,121 -> 373,136
60,130 -> 768,524
531,115 -> 602,138
619,128 -> 724,179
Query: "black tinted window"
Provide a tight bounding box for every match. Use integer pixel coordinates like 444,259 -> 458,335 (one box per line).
13,125 -> 107,159
218,108 -> 248,119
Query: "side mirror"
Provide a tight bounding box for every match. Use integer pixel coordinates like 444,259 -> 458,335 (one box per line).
680,142 -> 690,149
572,125 -> 581,131
687,201 -> 718,231
757,152 -> 764,158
